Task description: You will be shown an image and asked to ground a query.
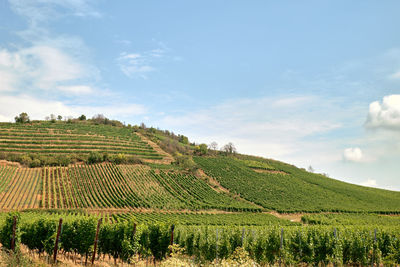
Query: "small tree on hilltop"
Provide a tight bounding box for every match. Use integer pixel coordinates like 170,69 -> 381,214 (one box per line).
209,141 -> 218,151
15,112 -> 30,123
57,115 -> 62,121
308,165 -> 315,173
223,142 -> 236,155
78,114 -> 86,121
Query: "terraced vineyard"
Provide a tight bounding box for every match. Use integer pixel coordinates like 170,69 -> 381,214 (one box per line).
0,122 -> 162,159
194,156 -> 400,213
0,164 -> 259,211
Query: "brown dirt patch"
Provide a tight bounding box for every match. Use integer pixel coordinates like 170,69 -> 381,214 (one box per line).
268,211 -> 304,223
253,169 -> 288,175
0,160 -> 21,168
136,133 -> 174,164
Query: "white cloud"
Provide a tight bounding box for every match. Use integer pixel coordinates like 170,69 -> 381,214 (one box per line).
0,45 -> 94,94
57,85 -> 94,95
156,96 -> 348,165
0,95 -> 146,122
366,95 -> 400,129
343,147 -> 364,162
360,179 -> 377,187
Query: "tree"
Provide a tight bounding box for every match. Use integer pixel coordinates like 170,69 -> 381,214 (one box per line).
209,142 -> 218,151
307,165 -> 314,173
14,112 -> 30,123
57,115 -> 62,121
78,114 -> 86,121
195,144 -> 208,155
50,114 -> 56,123
178,135 -> 189,144
222,142 -> 236,154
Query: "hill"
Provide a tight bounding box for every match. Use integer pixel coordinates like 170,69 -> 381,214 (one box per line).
0,120 -> 399,214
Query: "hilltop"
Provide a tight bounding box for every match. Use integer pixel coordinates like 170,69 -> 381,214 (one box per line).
0,117 -> 399,214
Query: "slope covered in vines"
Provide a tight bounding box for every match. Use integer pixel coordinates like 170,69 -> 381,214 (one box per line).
194,156 -> 400,213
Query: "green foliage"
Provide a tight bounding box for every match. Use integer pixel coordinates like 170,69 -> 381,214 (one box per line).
0,212 -> 21,251
14,113 -> 30,124
88,152 -> 103,164
195,144 -> 208,155
178,135 -> 189,144
194,155 -> 400,213
148,223 -> 171,260
174,154 -> 196,170
21,218 -> 57,254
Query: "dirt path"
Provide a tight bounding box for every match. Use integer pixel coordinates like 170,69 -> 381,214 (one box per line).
135,132 -> 174,164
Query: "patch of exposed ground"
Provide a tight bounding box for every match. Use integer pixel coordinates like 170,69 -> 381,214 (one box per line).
136,133 -> 174,164
268,211 -> 304,223
0,160 -> 21,167
253,169 -> 288,175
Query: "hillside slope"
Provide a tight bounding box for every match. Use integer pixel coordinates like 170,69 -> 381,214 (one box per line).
0,121 -> 399,213
194,155 -> 400,212
0,122 -> 163,162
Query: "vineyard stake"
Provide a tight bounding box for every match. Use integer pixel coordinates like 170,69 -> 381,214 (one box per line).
299,230 -> 302,258
169,224 -> 175,255
333,228 -> 337,267
132,223 -> 137,237
53,218 -> 63,263
371,228 -> 377,267
91,218 -> 102,265
241,228 -> 245,247
216,228 -> 219,264
11,215 -> 17,252
279,228 -> 283,267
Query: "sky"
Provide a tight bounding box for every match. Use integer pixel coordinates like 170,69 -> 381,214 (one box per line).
0,0 -> 400,190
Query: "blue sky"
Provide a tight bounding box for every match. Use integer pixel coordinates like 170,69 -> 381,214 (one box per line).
1,0 -> 400,190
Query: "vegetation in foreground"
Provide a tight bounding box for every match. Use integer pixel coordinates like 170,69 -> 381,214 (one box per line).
0,212 -> 399,266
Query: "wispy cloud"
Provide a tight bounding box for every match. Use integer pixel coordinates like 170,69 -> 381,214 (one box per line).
117,44 -> 168,79
9,0 -> 101,28
156,95 -> 349,165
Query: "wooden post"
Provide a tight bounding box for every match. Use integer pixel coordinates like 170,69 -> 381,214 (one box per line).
53,218 -> 63,263
333,228 -> 337,267
11,216 -> 17,252
170,224 -> 175,246
279,228 -> 283,267
132,223 -> 137,237
299,230 -> 302,258
241,228 -> 245,246
371,229 -> 377,267
91,218 -> 102,265
216,229 -> 219,263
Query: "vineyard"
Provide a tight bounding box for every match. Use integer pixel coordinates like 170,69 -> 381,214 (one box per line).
0,212 -> 399,266
0,164 -> 259,211
194,156 -> 400,213
0,122 -> 162,160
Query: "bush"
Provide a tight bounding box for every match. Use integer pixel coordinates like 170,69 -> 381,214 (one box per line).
88,152 -> 103,164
